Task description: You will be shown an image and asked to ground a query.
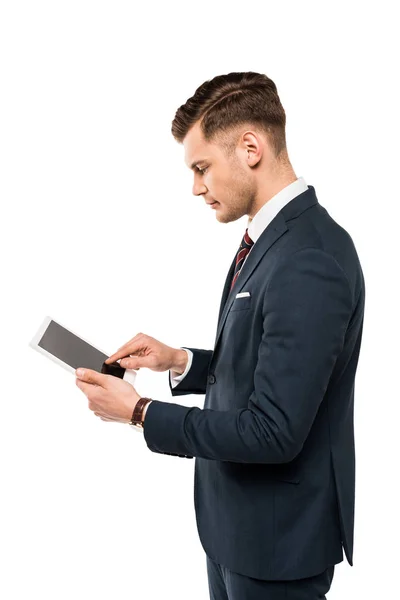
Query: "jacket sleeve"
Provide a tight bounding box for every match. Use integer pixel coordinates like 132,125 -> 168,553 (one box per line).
144,248 -> 354,463
167,348 -> 213,396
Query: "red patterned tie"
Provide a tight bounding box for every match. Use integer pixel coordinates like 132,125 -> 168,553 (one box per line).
230,228 -> 254,290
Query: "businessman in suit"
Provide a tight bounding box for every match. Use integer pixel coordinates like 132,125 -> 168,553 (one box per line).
76,72 -> 365,599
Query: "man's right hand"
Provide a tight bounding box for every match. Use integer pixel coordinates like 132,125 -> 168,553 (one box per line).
104,333 -> 188,375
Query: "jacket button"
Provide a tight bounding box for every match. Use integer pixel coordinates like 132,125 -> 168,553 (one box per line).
207,374 -> 216,384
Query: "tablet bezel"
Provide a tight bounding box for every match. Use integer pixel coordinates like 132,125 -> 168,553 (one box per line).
29,315 -> 116,377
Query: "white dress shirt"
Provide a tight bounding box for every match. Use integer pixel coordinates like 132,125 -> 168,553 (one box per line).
169,177 -> 308,388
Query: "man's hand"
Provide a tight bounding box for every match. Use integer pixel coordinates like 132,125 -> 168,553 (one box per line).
75,368 -> 141,423
104,333 -> 188,374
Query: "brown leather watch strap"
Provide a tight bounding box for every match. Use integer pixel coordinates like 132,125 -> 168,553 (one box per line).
130,397 -> 152,428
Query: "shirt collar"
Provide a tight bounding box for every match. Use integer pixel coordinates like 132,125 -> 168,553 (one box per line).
247,177 -> 308,244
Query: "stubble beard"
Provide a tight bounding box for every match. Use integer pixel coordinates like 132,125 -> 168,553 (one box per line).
218,170 -> 257,224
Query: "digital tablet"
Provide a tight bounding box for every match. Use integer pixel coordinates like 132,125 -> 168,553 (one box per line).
29,316 -> 137,386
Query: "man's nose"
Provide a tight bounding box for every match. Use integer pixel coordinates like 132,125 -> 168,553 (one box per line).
192,181 -> 207,196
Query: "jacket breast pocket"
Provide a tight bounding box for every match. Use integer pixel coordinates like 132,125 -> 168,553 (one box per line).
229,295 -> 252,311
273,474 -> 300,485
269,465 -> 301,484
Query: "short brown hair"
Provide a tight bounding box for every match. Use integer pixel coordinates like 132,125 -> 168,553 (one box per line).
171,71 -> 287,162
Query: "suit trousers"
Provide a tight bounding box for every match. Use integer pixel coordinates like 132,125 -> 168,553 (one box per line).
206,554 -> 335,600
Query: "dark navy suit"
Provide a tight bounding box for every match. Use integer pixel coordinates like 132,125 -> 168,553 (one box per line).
143,185 -> 365,587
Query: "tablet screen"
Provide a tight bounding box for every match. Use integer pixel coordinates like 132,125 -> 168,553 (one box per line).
37,319 -> 124,378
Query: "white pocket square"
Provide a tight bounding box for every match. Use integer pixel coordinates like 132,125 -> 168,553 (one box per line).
236,291 -> 251,298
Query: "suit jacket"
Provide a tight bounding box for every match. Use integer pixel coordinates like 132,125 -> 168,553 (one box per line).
143,184 -> 365,581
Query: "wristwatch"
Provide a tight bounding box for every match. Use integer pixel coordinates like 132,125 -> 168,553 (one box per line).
129,397 -> 153,431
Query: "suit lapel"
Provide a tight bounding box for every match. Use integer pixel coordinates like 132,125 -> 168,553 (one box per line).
214,185 -> 319,350
216,254 -> 237,324
214,213 -> 288,349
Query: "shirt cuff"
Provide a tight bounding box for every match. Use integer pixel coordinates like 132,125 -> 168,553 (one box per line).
170,348 -> 193,388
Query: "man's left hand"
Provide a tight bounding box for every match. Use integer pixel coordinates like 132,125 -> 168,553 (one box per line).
75,368 -> 141,423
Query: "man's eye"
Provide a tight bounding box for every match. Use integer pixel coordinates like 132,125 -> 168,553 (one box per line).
197,166 -> 208,175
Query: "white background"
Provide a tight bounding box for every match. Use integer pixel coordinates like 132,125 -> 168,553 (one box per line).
1,1 -> 399,598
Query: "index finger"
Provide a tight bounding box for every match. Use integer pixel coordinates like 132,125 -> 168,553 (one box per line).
105,343 -> 135,364
104,350 -> 123,364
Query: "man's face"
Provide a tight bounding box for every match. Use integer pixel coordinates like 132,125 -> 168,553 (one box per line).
183,121 -> 257,224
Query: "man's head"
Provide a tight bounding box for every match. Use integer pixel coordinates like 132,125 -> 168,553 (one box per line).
171,72 -> 297,223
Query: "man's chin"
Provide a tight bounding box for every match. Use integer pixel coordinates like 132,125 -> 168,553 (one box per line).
217,209 -> 243,225
215,209 -> 232,224
212,204 -> 235,223
214,207 -> 225,221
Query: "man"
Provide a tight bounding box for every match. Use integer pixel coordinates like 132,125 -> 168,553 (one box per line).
76,71 -> 365,599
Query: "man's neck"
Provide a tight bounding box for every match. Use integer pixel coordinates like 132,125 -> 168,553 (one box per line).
249,173 -> 298,219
